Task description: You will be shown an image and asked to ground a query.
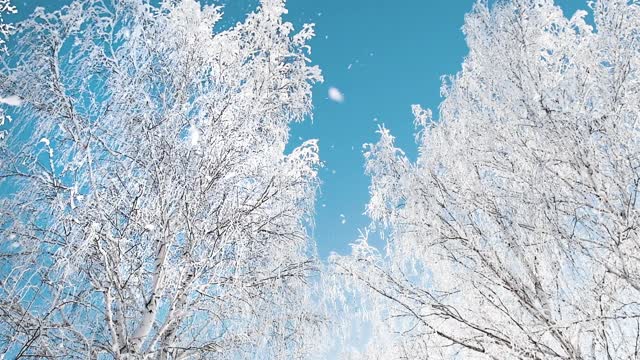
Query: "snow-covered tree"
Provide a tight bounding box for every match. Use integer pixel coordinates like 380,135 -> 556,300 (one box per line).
0,0 -> 17,138
334,0 -> 640,358
0,0 -> 15,51
0,0 -> 323,358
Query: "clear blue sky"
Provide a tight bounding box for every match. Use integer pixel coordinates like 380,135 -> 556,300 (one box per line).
9,0 -> 587,258
282,0 -> 587,258
284,0 -> 477,258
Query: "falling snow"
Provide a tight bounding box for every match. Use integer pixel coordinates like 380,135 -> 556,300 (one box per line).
0,95 -> 22,106
328,87 -> 344,103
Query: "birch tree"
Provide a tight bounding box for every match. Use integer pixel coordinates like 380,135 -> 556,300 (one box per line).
334,0 -> 640,358
0,0 -> 323,358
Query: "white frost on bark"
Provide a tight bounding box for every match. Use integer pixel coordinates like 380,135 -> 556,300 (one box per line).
0,0 -> 324,358
333,0 -> 640,359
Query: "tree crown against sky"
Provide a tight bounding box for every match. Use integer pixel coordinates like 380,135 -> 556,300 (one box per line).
3,0 -> 640,359
331,0 -> 640,358
0,0 -> 324,358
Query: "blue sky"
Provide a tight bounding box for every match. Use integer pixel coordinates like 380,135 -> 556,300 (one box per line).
282,0 -> 587,258
284,0 -> 476,257
8,0 -> 587,258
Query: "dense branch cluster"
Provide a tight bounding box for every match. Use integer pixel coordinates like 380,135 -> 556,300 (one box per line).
0,0 -> 322,358
333,0 -> 640,358
3,0 -> 640,359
